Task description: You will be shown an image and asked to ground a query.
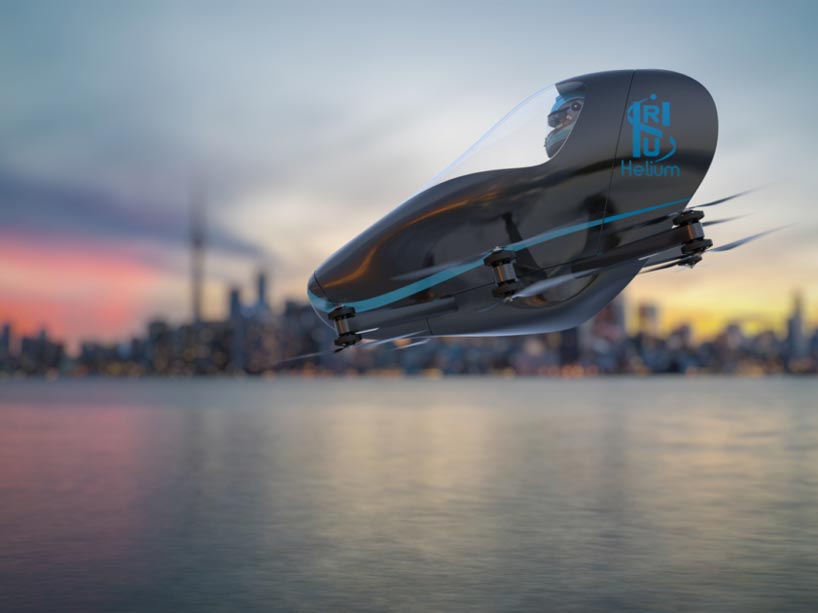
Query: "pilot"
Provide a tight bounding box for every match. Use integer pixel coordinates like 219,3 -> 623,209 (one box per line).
545,92 -> 584,157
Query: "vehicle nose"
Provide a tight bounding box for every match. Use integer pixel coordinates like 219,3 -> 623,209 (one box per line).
307,273 -> 335,326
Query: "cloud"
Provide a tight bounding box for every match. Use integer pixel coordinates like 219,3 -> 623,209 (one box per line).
0,167 -> 266,259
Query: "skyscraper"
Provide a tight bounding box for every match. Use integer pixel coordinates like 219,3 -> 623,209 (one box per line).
146,319 -> 172,373
256,271 -> 269,311
0,322 -> 10,361
787,290 -> 806,358
592,293 -> 627,341
228,286 -> 246,372
191,192 -> 205,325
229,287 -> 242,321
638,302 -> 661,337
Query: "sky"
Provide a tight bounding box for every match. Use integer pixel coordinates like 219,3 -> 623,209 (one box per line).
1,0 -> 817,348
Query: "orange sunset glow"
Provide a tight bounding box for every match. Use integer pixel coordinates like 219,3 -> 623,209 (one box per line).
0,233 -> 172,346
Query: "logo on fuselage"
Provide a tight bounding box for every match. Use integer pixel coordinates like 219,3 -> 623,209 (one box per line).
621,94 -> 680,178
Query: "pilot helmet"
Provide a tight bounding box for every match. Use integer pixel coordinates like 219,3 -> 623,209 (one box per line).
545,92 -> 584,157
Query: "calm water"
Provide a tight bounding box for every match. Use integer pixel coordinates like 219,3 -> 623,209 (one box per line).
1,378 -> 817,612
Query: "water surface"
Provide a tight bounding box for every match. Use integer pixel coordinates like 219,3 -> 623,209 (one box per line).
1,378 -> 817,611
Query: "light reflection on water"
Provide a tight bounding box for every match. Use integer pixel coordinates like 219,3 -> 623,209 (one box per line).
1,378 -> 817,611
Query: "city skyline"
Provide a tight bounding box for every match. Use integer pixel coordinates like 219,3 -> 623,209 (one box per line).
1,245 -> 814,377
2,280 -> 810,358
2,196 -> 812,357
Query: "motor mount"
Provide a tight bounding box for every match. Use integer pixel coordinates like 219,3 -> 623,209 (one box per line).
682,237 -> 712,255
673,209 -> 705,226
679,254 -> 703,267
329,306 -> 362,347
484,249 -> 523,298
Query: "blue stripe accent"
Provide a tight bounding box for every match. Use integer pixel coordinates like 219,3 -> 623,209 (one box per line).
508,197 -> 689,252
309,197 -> 689,314
307,289 -> 335,313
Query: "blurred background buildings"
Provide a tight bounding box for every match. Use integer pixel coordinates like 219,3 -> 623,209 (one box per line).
1,208 -> 815,377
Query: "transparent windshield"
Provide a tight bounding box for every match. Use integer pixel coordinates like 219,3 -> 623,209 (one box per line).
419,81 -> 585,192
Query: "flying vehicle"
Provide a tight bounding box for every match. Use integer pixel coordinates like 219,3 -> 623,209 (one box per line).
304,69 -> 770,353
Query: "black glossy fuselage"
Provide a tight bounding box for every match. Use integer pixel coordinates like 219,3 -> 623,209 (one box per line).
309,69 -> 718,340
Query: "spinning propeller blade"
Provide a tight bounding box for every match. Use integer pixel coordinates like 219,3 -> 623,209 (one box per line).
393,189 -> 763,283
396,338 -> 430,350
359,331 -> 421,348
640,260 -> 685,274
639,225 -> 787,276
709,226 -> 788,252
614,188 -> 759,234
274,347 -> 345,366
510,269 -> 598,299
692,187 -> 762,209
275,329 -> 426,366
701,215 -> 747,227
